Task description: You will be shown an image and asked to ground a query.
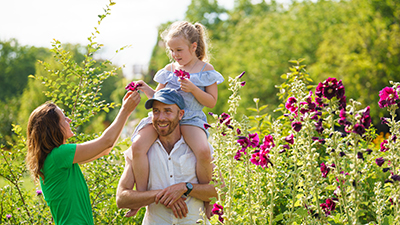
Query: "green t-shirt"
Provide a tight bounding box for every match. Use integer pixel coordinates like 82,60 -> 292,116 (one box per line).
40,144 -> 94,225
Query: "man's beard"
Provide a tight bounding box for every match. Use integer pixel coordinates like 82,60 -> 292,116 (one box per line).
153,113 -> 180,137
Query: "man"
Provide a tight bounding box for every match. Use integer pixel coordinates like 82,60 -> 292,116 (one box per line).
116,88 -> 217,224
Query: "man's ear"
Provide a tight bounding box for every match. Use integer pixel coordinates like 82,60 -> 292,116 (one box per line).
179,109 -> 184,120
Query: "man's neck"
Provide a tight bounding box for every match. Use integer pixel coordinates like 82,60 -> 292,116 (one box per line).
159,128 -> 182,154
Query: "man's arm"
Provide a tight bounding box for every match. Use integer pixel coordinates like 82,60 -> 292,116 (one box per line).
116,156 -> 158,210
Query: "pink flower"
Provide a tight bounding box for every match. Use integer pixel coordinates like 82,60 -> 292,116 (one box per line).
249,133 -> 260,148
284,134 -> 294,145
174,69 -> 190,79
380,140 -> 389,152
260,134 -> 274,150
320,198 -> 336,216
204,123 -> 211,130
212,203 -> 224,223
250,149 -> 273,168
378,87 -> 398,108
125,81 -> 141,91
320,162 -> 331,178
285,97 -> 298,113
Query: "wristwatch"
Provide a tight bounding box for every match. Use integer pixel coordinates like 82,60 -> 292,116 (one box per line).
184,182 -> 193,197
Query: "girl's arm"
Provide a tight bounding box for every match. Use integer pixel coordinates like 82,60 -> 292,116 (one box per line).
73,91 -> 141,164
180,80 -> 218,108
136,80 -> 155,99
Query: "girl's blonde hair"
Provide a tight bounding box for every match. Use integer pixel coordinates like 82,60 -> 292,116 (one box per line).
26,102 -> 64,182
161,21 -> 210,62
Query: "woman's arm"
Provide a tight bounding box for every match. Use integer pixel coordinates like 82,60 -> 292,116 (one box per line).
73,91 -> 140,164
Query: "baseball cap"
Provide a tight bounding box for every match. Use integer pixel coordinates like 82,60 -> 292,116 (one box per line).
145,88 -> 185,110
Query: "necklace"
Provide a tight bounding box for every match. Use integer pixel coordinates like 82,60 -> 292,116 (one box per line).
187,59 -> 199,73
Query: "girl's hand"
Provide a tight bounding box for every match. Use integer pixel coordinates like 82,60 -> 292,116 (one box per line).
179,78 -> 197,93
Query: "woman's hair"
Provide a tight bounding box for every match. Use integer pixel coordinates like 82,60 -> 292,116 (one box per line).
26,102 -> 64,182
161,21 -> 210,62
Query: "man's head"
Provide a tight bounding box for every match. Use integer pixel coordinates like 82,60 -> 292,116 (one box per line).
145,89 -> 185,136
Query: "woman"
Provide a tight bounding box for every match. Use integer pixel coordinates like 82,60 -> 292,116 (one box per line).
26,91 -> 140,224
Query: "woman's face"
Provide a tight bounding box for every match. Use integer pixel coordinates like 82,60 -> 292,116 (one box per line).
167,36 -> 197,66
56,107 -> 74,141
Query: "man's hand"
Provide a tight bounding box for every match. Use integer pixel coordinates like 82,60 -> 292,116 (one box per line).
155,182 -> 186,207
170,197 -> 188,219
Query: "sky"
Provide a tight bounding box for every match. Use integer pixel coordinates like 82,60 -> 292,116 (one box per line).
0,0 -> 238,78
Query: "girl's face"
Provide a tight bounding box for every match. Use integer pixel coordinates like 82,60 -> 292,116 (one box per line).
167,36 -> 197,66
56,107 -> 74,141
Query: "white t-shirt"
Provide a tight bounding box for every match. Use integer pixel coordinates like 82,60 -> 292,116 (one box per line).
125,136 -> 212,225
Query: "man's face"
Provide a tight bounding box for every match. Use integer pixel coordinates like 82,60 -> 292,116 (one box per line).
152,101 -> 184,136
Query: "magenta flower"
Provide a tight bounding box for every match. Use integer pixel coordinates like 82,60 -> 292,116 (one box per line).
260,134 -> 274,150
6,214 -> 11,219
323,78 -> 338,100
250,150 -> 272,168
125,81 -> 141,91
378,87 -> 398,108
174,69 -> 190,79
219,113 -> 231,126
236,128 -> 241,135
353,123 -> 366,136
237,136 -> 250,153
240,81 -> 246,86
320,162 -> 331,178
315,119 -> 324,134
285,97 -> 298,113
249,133 -> 260,148
299,91 -> 316,114
284,134 -> 294,145
36,190 -> 43,196
375,157 -> 385,167
212,203 -> 224,223
380,140 -> 389,152
204,123 -> 211,130
292,121 -> 302,132
320,198 -> 336,216
234,151 -> 242,161
338,96 -> 347,110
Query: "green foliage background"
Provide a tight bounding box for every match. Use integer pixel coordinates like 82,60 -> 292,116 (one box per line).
0,0 -> 399,224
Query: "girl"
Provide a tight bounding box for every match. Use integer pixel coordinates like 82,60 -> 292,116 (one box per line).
127,21 -> 223,215
26,91 -> 140,224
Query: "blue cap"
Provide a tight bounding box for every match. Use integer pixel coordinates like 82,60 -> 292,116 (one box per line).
145,88 -> 185,110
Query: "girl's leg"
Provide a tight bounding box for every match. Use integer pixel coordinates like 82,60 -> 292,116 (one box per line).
131,125 -> 158,192
181,125 -> 212,184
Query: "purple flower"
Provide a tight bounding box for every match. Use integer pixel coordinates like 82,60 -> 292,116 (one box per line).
379,87 -> 398,108
336,80 -> 345,99
375,157 -> 385,167
299,91 -> 316,114
381,117 -> 389,124
315,119 -> 324,134
285,97 -> 298,113
361,106 -> 371,128
280,144 -> 289,153
322,78 -> 338,100
380,140 -> 389,152
292,121 -> 302,132
212,203 -> 224,223
365,149 -> 373,155
320,198 -> 336,216
237,71 -> 245,79
237,136 -> 250,153
240,81 -> 246,86
392,174 -> 400,181
36,190 -> 43,196
6,214 -> 11,219
338,96 -> 347,110
234,151 -> 242,161
357,152 -> 364,161
236,128 -> 241,135
284,134 -> 294,145
174,69 -> 190,79
353,123 -> 366,136
320,162 -> 331,178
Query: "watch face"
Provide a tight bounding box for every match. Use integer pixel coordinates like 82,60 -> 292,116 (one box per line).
187,182 -> 193,189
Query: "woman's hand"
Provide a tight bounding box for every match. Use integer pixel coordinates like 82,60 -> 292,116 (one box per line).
121,91 -> 141,113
